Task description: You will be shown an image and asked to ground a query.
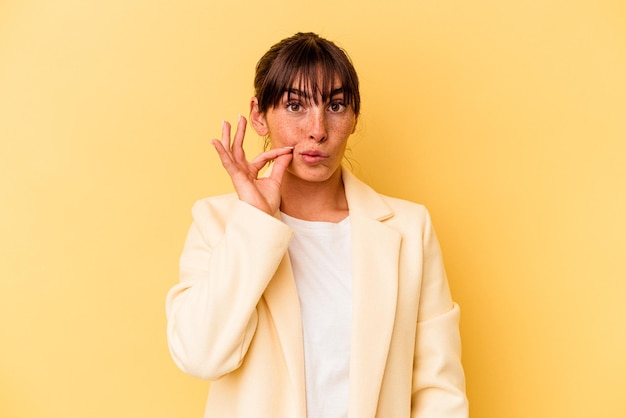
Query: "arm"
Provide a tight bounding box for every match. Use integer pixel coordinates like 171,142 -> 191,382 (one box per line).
412,210 -> 468,417
166,116 -> 294,380
166,198 -> 293,380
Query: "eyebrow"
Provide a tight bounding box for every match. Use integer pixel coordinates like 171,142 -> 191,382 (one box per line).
285,87 -> 345,99
285,88 -> 309,99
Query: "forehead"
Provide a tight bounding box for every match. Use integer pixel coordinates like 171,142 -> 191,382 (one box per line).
283,71 -> 344,98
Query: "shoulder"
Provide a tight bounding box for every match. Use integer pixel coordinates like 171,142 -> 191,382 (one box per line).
189,193 -> 292,239
376,193 -> 433,227
343,167 -> 428,222
380,194 -> 429,216
372,193 -> 440,246
190,193 -> 239,222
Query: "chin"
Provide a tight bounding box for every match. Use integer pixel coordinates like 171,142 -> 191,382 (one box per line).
288,165 -> 340,183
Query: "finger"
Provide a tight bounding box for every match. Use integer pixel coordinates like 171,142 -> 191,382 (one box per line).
231,115 -> 247,161
221,120 -> 232,151
268,151 -> 293,184
211,139 -> 236,172
249,147 -> 294,172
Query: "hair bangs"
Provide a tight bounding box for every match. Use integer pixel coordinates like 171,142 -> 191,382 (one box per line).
255,33 -> 360,115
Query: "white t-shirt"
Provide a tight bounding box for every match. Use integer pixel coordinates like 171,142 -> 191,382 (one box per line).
280,212 -> 352,418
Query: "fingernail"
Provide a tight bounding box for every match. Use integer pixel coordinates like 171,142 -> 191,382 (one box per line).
283,146 -> 295,149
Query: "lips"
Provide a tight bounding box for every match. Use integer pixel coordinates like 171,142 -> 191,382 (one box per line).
299,149 -> 329,164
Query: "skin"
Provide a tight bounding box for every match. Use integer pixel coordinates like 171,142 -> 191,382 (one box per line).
212,82 -> 357,222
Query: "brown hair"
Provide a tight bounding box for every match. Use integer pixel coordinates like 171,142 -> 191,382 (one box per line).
254,32 -> 360,116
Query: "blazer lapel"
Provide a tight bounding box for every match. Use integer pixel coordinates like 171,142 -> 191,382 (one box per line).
343,168 -> 401,418
263,253 -> 307,416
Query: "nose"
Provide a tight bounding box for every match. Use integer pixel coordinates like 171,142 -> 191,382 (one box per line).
307,108 -> 327,143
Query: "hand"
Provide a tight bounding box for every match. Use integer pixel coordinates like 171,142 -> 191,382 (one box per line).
211,115 -> 293,215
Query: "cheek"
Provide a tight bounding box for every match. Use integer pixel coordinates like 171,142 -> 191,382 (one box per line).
271,120 -> 305,140
333,118 -> 357,137
268,124 -> 298,147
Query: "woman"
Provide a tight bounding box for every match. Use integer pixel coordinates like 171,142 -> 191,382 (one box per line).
166,32 -> 468,418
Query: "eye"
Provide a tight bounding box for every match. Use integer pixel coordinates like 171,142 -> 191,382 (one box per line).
286,101 -> 302,112
328,102 -> 346,113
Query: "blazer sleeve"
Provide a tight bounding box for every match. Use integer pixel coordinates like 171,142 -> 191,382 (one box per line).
165,198 -> 293,380
412,209 -> 468,417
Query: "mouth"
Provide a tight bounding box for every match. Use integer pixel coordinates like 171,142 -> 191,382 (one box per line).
299,149 -> 329,165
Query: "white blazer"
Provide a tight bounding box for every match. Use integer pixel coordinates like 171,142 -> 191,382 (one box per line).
166,167 -> 468,417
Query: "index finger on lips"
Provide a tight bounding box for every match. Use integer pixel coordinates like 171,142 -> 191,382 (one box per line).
268,152 -> 293,184
249,146 -> 294,171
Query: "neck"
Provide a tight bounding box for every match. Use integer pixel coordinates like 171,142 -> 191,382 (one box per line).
279,168 -> 348,222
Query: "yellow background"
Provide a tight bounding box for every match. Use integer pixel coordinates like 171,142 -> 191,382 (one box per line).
1,0 -> 625,417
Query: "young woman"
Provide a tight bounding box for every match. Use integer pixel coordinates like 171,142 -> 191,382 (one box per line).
166,32 -> 468,418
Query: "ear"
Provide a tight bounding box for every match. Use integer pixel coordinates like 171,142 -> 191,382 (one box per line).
249,97 -> 269,136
